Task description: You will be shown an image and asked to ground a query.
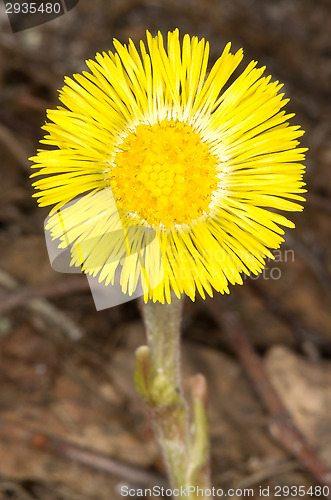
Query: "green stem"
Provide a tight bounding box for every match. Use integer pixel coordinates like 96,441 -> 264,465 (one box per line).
135,296 -> 211,499
141,296 -> 183,390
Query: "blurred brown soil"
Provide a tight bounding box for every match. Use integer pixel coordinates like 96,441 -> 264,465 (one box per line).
0,0 -> 331,499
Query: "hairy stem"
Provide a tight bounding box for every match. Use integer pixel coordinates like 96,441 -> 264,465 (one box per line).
135,296 -> 211,498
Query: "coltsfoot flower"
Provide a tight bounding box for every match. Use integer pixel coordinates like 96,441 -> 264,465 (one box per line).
31,29 -> 306,303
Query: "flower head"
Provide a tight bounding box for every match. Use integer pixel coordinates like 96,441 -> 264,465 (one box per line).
31,30 -> 306,303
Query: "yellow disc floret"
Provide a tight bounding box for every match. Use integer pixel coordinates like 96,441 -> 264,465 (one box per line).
110,120 -> 219,228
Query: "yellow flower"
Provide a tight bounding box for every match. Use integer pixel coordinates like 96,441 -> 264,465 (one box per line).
30,29 -> 306,303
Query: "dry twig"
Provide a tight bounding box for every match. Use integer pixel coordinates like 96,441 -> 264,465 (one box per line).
0,418 -> 166,489
0,269 -> 85,340
0,277 -> 90,315
234,460 -> 298,489
206,294 -> 331,492
16,93 -> 54,112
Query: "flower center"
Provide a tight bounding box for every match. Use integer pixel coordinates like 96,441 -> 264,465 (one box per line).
110,120 -> 219,228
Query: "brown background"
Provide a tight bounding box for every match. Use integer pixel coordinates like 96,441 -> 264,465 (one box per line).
0,0 -> 331,498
